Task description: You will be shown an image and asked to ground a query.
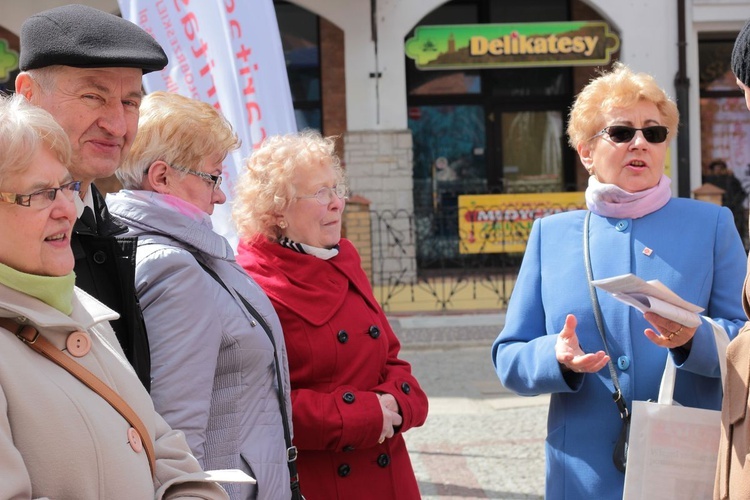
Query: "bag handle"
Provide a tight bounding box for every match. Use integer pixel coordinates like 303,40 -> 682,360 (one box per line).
657,316 -> 729,405
0,318 -> 156,477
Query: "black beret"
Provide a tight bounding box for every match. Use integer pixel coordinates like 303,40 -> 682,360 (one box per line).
20,4 -> 168,74
732,19 -> 750,87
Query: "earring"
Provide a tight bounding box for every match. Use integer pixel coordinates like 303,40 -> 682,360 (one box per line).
278,220 -> 288,229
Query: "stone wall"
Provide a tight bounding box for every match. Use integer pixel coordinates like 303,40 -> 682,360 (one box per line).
344,130 -> 417,284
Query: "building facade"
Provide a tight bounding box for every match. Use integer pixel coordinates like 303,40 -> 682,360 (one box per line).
2,0 -> 750,313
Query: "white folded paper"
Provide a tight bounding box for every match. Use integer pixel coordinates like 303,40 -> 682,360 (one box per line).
202,469 -> 257,483
591,273 -> 703,328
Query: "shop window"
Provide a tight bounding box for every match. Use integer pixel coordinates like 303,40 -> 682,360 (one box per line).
699,36 -> 750,245
275,1 -> 321,131
501,110 -> 564,193
406,0 -> 576,268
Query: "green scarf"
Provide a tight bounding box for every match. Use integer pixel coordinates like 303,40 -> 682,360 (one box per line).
0,262 -> 75,315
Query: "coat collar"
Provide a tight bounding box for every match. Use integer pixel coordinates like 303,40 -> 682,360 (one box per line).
106,190 -> 234,260
0,283 -> 119,335
74,184 -> 129,238
237,237 -> 381,326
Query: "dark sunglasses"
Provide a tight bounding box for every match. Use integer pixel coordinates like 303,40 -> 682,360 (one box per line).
593,125 -> 669,144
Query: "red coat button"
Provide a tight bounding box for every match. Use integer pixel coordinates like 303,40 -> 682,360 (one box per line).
66,331 -> 91,357
128,427 -> 143,453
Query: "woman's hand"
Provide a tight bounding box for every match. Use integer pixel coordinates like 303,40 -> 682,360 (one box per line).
555,314 -> 610,373
377,393 -> 402,444
643,312 -> 697,349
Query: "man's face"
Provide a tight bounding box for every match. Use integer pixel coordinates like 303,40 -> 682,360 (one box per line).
22,66 -> 143,189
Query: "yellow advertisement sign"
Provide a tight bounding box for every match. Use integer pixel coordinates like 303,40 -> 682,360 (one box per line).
459,192 -> 586,254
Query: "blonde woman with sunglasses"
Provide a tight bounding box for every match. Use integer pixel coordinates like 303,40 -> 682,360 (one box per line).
491,62 -> 746,500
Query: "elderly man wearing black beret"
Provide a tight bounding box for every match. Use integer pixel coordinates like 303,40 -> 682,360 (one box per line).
14,4 -> 168,391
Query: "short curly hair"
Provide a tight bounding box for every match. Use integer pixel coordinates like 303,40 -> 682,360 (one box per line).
0,93 -> 71,178
117,91 -> 239,189
567,62 -> 679,149
232,130 -> 344,242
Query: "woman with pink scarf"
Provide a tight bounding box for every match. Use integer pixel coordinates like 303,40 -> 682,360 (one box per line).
491,63 -> 746,500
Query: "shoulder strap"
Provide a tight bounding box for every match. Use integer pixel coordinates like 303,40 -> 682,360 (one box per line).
0,318 -> 156,477
194,260 -> 301,498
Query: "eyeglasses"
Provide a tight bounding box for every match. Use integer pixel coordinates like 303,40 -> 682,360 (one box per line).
592,125 -> 669,144
168,163 -> 223,191
296,184 -> 348,205
0,181 -> 81,209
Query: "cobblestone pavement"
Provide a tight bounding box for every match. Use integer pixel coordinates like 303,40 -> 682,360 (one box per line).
399,345 -> 549,499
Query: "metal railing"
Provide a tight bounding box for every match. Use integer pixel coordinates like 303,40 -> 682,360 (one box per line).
369,205 -> 526,314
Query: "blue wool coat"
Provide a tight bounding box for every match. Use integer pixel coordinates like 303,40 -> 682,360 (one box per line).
491,198 -> 747,500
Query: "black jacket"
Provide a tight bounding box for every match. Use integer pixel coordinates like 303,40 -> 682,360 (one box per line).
71,185 -> 151,390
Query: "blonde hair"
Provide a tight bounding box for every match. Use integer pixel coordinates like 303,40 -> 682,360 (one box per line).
567,62 -> 679,149
117,91 -> 240,189
0,93 -> 71,179
232,130 -> 344,242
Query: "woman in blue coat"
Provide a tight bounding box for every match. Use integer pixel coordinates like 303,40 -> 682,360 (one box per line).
491,62 -> 747,500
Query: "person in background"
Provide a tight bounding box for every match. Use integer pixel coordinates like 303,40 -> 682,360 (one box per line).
107,91 -> 293,500
0,91 -> 229,500
702,158 -> 747,243
491,63 -> 746,500
14,3 -> 166,390
715,19 -> 750,499
232,130 -> 429,500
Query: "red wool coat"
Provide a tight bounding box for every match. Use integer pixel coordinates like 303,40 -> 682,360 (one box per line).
237,237 -> 428,500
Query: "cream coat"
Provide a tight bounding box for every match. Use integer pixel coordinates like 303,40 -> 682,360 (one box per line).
0,284 -> 228,500
715,277 -> 750,500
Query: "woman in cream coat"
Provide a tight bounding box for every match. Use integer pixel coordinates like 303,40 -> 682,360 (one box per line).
0,93 -> 228,499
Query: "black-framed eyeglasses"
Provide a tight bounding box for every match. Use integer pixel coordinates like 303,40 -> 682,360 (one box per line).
591,125 -> 669,144
168,163 -> 223,191
296,184 -> 348,205
0,180 -> 81,209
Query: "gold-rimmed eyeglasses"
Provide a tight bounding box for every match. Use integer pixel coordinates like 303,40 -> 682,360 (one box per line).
0,180 -> 81,209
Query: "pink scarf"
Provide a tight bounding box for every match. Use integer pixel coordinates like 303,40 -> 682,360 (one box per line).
585,174 -> 672,219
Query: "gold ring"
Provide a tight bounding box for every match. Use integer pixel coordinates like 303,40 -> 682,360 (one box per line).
668,333 -> 676,340
378,437 -> 385,444
673,326 -> 683,336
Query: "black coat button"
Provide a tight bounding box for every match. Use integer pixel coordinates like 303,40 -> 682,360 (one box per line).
368,325 -> 380,339
93,251 -> 107,264
337,463 -> 350,477
342,392 -> 355,403
342,445 -> 355,452
401,382 -> 411,394
377,453 -> 390,467
337,330 -> 349,343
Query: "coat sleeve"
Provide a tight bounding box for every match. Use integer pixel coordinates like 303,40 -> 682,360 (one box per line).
491,218 -> 585,396
371,312 -> 429,433
152,411 -> 230,500
135,246 -> 224,465
673,206 -> 747,376
282,312 -> 427,452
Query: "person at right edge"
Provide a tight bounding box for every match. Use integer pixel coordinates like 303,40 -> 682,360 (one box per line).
233,131 -> 429,499
491,62 -> 746,500
715,18 -> 750,500
14,4 -> 161,389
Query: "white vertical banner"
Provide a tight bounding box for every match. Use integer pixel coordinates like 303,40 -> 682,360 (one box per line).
118,0 -> 297,248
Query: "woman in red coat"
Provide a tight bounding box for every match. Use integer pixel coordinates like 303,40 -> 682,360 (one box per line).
233,130 -> 428,500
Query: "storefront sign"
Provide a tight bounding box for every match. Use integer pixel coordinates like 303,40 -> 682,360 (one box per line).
0,39 -> 19,83
405,22 -> 619,70
458,192 -> 586,254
